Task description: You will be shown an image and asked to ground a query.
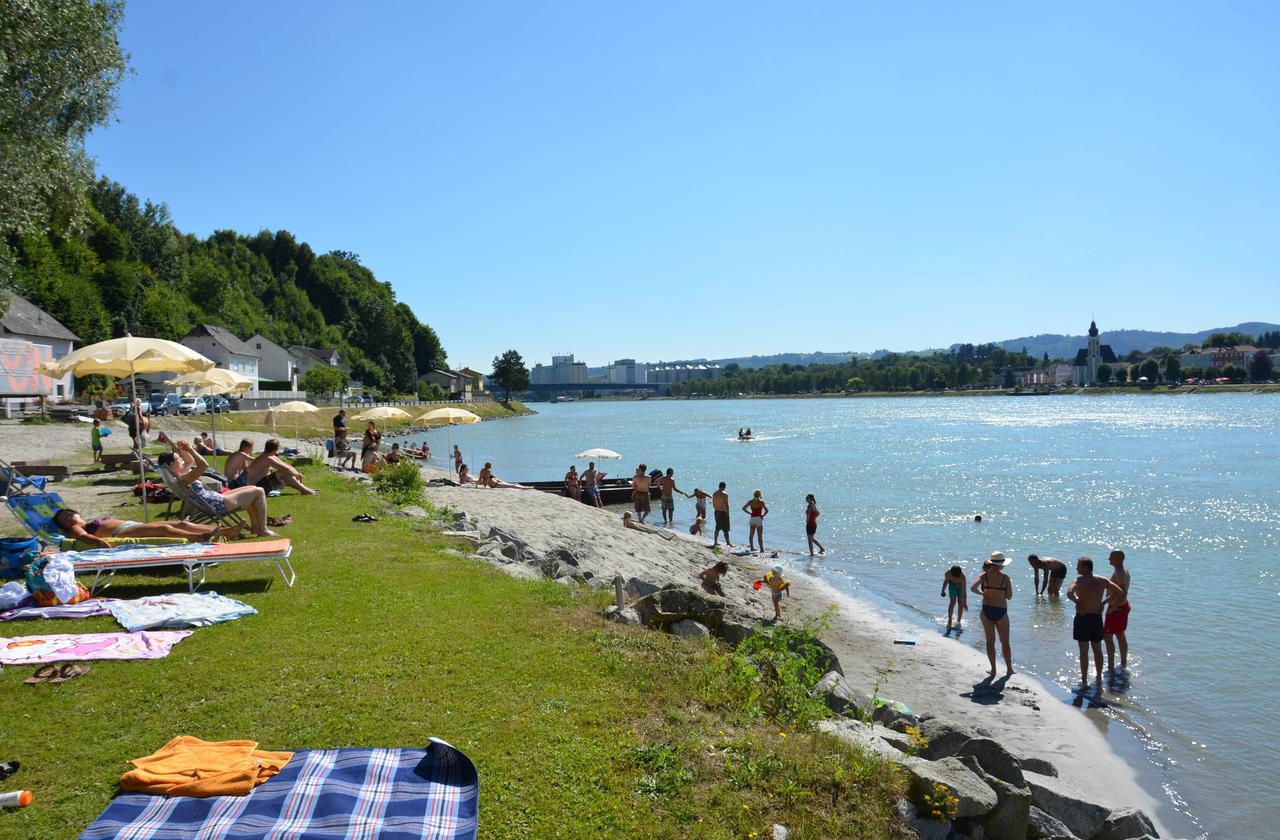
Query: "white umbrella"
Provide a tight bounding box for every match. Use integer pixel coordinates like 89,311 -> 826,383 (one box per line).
354,406 -> 412,422
576,448 -> 622,460
265,400 -> 320,453
167,368 -> 254,452
40,335 -> 214,519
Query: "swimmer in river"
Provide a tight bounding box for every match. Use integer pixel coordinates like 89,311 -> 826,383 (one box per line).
970,551 -> 1015,677
1028,554 -> 1068,596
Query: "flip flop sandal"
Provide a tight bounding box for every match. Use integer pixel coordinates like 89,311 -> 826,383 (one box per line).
267,516 -> 292,527
352,513 -> 378,522
24,664 -> 58,685
49,663 -> 90,684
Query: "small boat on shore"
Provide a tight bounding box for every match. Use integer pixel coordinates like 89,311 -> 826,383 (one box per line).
526,478 -> 659,506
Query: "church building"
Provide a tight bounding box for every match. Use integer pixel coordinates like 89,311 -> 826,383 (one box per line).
1072,320 -> 1119,385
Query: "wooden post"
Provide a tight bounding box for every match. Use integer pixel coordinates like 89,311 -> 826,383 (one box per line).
613,575 -> 625,611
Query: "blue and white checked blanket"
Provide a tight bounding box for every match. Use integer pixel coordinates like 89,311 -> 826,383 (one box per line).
80,739 -> 478,840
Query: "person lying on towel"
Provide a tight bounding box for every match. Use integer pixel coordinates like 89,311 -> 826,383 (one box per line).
54,509 -> 241,548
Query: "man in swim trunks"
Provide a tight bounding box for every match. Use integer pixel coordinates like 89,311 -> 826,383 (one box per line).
582,461 -> 602,508
711,482 -> 732,548
223,439 -> 256,488
1104,549 -> 1131,671
244,438 -> 318,495
1067,556 -> 1126,686
631,465 -> 652,523
656,468 -> 688,526
1028,554 -> 1068,596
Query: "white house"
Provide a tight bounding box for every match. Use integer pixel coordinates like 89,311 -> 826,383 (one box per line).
247,334 -> 297,383
287,345 -> 345,378
0,294 -> 80,414
180,325 -> 259,388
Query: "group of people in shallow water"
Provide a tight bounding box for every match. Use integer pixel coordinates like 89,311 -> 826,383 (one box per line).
941,549 -> 1132,687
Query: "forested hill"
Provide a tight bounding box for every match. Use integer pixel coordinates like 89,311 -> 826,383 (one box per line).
9,178 -> 444,392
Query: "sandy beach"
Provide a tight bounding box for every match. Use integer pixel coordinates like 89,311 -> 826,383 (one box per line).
419,468 -> 1168,835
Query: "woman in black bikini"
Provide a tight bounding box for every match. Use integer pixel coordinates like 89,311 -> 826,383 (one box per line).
970,551 -> 1015,677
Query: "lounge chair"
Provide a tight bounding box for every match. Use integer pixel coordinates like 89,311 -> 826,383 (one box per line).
0,457 -> 48,496
157,465 -> 249,533
5,492 -> 185,551
69,538 -> 295,593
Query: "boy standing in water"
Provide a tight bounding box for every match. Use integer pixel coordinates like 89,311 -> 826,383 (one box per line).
1104,549 -> 1131,671
940,565 -> 967,633
711,482 -> 732,548
1067,557 -> 1126,687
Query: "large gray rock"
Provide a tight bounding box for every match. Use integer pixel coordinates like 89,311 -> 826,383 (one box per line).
919,718 -> 982,760
604,605 -> 642,626
870,697 -> 919,729
900,756 -> 999,819
670,619 -> 711,639
811,671 -> 872,718
816,719 -> 901,760
872,723 -> 918,755
497,563 -> 542,581
1024,770 -> 1110,840
716,613 -> 758,645
956,737 -> 1025,787
632,585 -> 726,630
1022,756 -> 1059,778
978,777 -> 1032,840
909,816 -> 951,840
623,577 -> 661,600
1027,806 -> 1078,839
1095,807 -> 1158,840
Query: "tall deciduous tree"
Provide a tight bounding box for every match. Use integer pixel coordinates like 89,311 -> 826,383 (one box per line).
1163,353 -> 1181,384
1095,364 -> 1112,385
490,350 -> 530,402
0,0 -> 130,289
300,365 -> 348,397
1139,358 -> 1160,382
1249,350 -> 1274,383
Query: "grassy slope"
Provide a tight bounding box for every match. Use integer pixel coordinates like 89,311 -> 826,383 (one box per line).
1,468 -> 905,840
211,400 -> 532,437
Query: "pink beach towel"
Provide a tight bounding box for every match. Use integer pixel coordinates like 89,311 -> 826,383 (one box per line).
0,630 -> 193,665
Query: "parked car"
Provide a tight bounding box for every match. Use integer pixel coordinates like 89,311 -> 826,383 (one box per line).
208,396 -> 231,413
109,398 -> 133,417
149,393 -> 180,415
360,394 -> 374,405
178,396 -> 207,415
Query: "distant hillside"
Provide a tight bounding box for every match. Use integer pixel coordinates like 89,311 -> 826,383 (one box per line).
988,322 -> 1280,360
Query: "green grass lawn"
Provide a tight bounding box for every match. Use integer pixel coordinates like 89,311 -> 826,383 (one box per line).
1,468 -> 904,839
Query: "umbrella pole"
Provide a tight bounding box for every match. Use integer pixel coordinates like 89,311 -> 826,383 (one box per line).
132,368 -> 148,521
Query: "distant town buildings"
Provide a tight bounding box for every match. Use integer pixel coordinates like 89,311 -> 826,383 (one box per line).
648,363 -> 723,385
1071,320 -> 1119,385
180,324 -> 260,388
0,294 -> 80,414
606,358 -> 648,384
530,354 -> 589,386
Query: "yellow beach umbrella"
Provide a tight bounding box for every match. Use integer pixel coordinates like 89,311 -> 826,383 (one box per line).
265,401 -> 320,452
166,368 -> 255,451
40,335 -> 215,519
415,407 -> 481,425
354,406 -> 412,422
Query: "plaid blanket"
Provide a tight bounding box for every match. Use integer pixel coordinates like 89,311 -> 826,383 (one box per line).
80,739 -> 478,839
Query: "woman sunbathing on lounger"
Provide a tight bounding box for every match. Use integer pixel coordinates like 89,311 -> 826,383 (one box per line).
52,508 -> 240,548
159,440 -> 275,537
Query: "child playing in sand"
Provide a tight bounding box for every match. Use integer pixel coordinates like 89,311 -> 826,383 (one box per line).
689,515 -> 706,536
940,565 -> 967,634
90,418 -> 104,463
763,564 -> 789,621
699,561 -> 729,596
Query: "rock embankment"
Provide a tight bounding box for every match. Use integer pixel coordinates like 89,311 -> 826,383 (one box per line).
413,489 -> 1172,840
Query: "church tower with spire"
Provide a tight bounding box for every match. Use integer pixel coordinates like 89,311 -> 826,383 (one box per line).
1087,320 -> 1101,382
1072,320 -> 1118,385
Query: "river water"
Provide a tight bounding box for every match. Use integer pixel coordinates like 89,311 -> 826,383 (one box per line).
411,395 -> 1279,838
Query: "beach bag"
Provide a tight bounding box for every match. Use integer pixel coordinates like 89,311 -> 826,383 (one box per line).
132,482 -> 171,503
24,552 -> 90,606
0,536 -> 38,580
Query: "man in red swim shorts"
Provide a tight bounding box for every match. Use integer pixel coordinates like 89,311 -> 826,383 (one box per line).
1104,549 -> 1131,671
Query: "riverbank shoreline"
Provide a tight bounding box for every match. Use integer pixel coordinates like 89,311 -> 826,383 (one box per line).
564,382 -> 1278,402
413,464 -> 1173,837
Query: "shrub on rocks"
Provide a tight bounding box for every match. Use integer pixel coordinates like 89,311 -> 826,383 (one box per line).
721,616 -> 835,727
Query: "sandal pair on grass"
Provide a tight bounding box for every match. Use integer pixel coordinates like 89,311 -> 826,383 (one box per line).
352,513 -> 378,523
24,663 -> 90,686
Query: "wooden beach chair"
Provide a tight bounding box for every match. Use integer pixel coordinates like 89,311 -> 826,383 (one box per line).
157,465 -> 249,533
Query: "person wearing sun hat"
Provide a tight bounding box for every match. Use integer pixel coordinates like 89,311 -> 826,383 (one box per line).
762,563 -> 790,621
970,551 -> 1015,677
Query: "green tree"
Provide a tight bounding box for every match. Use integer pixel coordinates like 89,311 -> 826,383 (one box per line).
1204,332 -> 1253,348
1095,364 -> 1112,385
0,0 -> 130,288
490,350 -> 530,401
1113,365 -> 1128,384
1222,364 -> 1247,383
1138,358 -> 1160,382
1163,353 -> 1182,384
1248,350 -> 1274,383
300,365 -> 348,397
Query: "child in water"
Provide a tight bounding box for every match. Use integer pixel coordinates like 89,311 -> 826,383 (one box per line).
941,565 -> 967,634
763,564 -> 789,621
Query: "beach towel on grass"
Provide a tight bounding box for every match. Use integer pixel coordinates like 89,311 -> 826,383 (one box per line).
80,738 -> 479,840
0,599 -> 116,622
106,592 -> 257,632
0,630 -> 192,665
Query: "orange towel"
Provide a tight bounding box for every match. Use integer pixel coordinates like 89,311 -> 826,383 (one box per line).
120,736 -> 293,797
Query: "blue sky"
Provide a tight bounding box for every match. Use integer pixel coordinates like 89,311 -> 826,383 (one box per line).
88,1 -> 1279,369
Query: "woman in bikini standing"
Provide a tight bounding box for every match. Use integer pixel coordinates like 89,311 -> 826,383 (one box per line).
741,489 -> 769,552
970,551 -> 1015,677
